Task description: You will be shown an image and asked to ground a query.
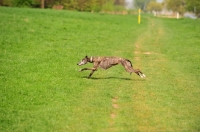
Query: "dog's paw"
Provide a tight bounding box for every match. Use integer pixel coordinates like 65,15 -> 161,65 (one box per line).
79,69 -> 83,72
142,74 -> 146,78
139,73 -> 146,78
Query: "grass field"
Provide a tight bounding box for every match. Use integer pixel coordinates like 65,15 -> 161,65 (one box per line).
0,7 -> 200,131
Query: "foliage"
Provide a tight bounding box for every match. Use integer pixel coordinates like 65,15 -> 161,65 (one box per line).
1,0 -> 40,7
146,1 -> 163,11
1,0 -> 13,6
12,0 -> 30,7
185,0 -> 200,15
165,0 -> 185,14
134,0 -> 150,10
101,0 -> 114,11
163,0 -> 200,15
114,0 -> 125,6
1,0 -> 127,12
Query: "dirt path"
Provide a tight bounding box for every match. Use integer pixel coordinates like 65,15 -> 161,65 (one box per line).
108,96 -> 119,131
130,17 -> 199,131
105,17 -> 166,132
105,17 -> 199,131
132,18 -> 166,131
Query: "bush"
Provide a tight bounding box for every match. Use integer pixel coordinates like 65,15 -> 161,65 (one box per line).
2,0 -> 40,8
13,0 -> 32,7
2,0 -> 13,6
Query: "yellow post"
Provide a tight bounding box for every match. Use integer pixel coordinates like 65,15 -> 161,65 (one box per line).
138,8 -> 141,24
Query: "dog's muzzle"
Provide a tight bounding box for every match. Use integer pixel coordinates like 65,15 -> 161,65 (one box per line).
77,61 -> 85,66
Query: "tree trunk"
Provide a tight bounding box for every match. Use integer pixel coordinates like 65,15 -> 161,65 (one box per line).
41,0 -> 44,8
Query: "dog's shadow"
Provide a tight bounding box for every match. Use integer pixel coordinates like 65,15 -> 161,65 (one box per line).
81,76 -> 144,81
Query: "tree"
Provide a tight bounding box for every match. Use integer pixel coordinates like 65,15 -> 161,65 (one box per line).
185,0 -> 200,15
41,0 -> 44,8
114,0 -> 125,6
134,0 -> 150,10
1,0 -> 13,6
1,0 -> 127,12
147,1 -> 162,12
13,0 -> 32,7
166,0 -> 185,14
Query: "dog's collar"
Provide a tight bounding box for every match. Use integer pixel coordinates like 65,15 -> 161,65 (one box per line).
90,56 -> 93,62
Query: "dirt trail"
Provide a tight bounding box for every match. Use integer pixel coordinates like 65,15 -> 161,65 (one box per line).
133,18 -> 165,131
107,96 -> 119,131
134,18 -> 164,61
105,18 -> 165,132
105,17 -> 199,131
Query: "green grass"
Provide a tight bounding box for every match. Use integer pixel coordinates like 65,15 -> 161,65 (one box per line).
0,7 -> 200,131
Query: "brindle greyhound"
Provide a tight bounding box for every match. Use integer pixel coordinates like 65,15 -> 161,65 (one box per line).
77,56 -> 146,79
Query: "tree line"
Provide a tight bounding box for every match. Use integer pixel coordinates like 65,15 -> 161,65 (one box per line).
1,0 -> 127,12
0,0 -> 199,15
147,0 -> 200,15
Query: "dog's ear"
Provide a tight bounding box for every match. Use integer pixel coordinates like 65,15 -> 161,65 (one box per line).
85,55 -> 88,58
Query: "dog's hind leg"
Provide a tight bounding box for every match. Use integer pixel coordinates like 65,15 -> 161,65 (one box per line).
121,60 -> 146,78
121,60 -> 133,73
138,70 -> 146,78
139,71 -> 146,78
134,69 -> 146,78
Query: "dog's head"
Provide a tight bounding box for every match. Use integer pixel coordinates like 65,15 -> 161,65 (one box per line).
77,56 -> 89,66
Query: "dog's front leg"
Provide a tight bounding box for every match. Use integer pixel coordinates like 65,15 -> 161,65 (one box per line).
88,70 -> 96,78
79,67 -> 97,78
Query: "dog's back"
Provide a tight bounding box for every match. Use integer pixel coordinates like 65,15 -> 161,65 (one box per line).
92,57 -> 132,71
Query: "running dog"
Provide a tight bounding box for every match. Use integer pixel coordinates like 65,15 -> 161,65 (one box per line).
77,56 -> 146,79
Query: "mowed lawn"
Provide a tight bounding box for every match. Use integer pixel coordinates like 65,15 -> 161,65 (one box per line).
0,7 -> 200,131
